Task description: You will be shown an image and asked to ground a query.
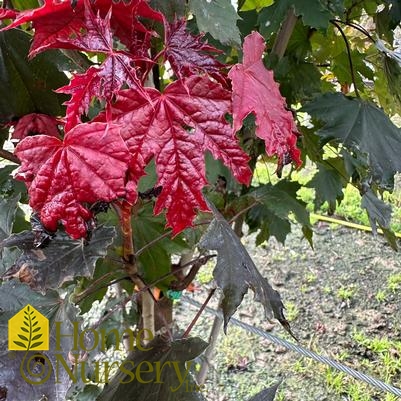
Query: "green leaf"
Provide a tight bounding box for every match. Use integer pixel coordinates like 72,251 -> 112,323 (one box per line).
17,334 -> 29,342
248,180 -> 312,246
376,0 -> 401,41
10,0 -> 40,10
1,226 -> 116,292
0,195 -> 22,275
361,189 -> 397,250
237,9 -> 259,37
273,58 -> 322,105
0,29 -> 68,123
258,1 -> 289,37
0,195 -> 19,241
189,0 -> 241,45
74,384 -> 102,401
303,93 -> 401,187
97,337 -> 208,401
133,204 -> 188,291
150,0 -> 186,21
13,341 -> 27,349
292,0 -> 332,29
30,341 -> 43,349
361,189 -> 392,233
200,201 -> 295,338
258,0 -> 334,37
247,204 -> 291,245
332,50 -> 373,88
240,0 -> 273,11
307,160 -> 346,212
382,54 -> 401,112
31,333 -> 42,341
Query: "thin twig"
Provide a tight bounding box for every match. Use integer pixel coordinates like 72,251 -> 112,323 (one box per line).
331,19 -> 375,43
331,20 -> 360,98
135,229 -> 172,257
229,200 -> 260,224
181,288 -> 216,339
135,220 -> 211,257
0,149 -> 19,164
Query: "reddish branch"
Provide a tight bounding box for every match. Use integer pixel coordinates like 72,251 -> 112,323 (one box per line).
0,149 -> 19,164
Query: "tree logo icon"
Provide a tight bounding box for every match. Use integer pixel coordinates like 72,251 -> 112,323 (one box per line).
8,304 -> 49,351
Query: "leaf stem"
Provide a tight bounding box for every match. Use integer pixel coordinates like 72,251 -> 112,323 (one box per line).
330,20 -> 360,98
229,200 -> 260,225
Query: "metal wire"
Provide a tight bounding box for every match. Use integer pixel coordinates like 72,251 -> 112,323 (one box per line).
181,295 -> 401,398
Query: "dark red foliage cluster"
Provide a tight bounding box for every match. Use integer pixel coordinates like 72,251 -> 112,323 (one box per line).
2,0 -> 301,238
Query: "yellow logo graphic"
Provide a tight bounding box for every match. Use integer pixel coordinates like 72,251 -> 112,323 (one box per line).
8,304 -> 49,351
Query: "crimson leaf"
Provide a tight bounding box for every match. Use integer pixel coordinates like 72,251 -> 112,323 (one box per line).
102,75 -> 252,234
56,67 -> 101,132
4,0 -> 161,58
0,9 -> 17,19
15,122 -> 130,238
200,201 -> 295,338
163,18 -> 225,81
55,2 -> 147,131
12,113 -> 60,140
228,31 -> 301,170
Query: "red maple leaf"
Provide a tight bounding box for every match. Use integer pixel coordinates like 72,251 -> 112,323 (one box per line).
101,75 -> 252,234
0,9 -> 17,19
56,66 -> 101,132
15,122 -> 131,238
228,31 -> 301,169
56,3 -> 148,131
163,18 -> 225,81
12,113 -> 60,141
4,0 -> 161,58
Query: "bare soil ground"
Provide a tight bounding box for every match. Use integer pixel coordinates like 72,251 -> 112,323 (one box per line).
175,222 -> 401,401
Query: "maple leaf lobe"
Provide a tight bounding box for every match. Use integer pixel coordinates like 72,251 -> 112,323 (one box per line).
12,113 -> 60,141
164,18 -> 225,81
15,123 -> 131,238
104,76 -> 251,234
228,31 -> 302,170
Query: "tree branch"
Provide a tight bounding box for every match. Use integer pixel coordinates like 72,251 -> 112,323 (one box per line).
271,7 -> 298,60
0,149 -> 20,164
